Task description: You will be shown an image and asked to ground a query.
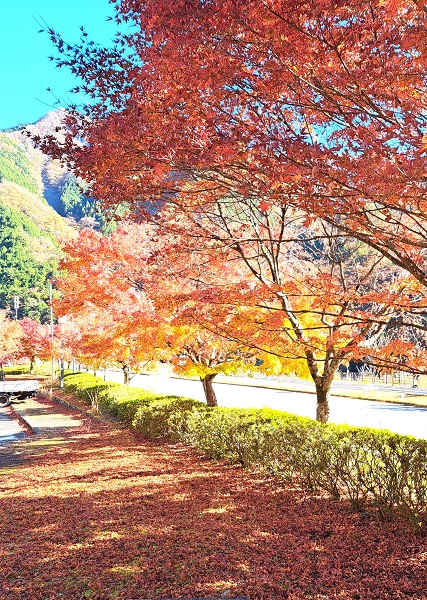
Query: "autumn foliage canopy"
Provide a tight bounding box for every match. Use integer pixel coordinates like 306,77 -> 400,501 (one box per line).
40,0 -> 427,279
33,0 -> 427,419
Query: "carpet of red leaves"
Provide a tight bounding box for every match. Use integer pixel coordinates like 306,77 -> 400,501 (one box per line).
1,395 -> 427,600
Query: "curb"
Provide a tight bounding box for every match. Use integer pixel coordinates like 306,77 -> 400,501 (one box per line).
9,402 -> 38,436
39,392 -> 100,420
38,391 -> 118,428
10,392 -> 106,437
215,377 -> 427,408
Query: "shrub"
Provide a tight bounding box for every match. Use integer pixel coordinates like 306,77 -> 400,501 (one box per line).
183,407 -> 284,465
3,365 -> 28,375
62,372 -> 427,534
132,397 -> 206,439
62,373 -> 114,403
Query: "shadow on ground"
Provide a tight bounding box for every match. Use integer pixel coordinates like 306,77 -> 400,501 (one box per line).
1,397 -> 427,600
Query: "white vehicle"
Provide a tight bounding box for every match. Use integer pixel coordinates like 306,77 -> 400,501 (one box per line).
0,380 -> 39,408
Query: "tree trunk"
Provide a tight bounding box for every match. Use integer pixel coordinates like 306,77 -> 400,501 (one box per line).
29,358 -> 34,374
123,364 -> 130,385
315,384 -> 331,423
201,373 -> 218,407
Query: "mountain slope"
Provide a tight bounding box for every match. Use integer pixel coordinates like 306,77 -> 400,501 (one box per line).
0,113 -> 77,320
0,110 -> 122,320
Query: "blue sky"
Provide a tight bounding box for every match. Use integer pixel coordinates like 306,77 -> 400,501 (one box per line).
1,0 -> 116,130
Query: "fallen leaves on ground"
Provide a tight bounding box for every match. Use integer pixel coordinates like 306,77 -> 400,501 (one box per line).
1,395 -> 427,600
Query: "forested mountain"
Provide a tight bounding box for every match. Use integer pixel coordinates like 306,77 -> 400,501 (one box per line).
0,111 -> 110,321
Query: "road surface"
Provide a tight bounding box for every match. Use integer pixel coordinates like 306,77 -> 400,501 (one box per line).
0,407 -> 25,444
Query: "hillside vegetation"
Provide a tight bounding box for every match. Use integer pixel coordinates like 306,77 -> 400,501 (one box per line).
0,131 -> 41,195
0,111 -> 123,320
0,113 -> 83,320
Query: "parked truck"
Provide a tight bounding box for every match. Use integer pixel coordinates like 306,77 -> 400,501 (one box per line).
0,380 -> 39,407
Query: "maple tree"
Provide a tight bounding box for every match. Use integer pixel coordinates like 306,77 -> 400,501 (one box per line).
55,225 -> 265,405
56,212 -> 426,421
36,0 -> 427,290
54,226 -> 160,384
0,310 -> 22,373
17,317 -> 51,372
158,323 -> 262,407
69,306 -> 159,384
151,201 -> 427,421
34,0 -> 427,418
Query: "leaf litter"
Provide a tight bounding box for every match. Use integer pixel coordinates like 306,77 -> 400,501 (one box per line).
1,395 -> 427,600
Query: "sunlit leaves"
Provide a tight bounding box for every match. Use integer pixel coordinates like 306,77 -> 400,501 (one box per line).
0,310 -> 22,364
36,0 -> 427,289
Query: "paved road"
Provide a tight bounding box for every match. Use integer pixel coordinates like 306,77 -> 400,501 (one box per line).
0,407 -> 25,444
98,370 -> 427,440
0,395 -> 83,449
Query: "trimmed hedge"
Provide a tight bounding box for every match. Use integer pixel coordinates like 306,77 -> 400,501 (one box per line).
62,372 -> 427,535
3,366 -> 29,375
62,372 -> 203,434
3,364 -> 53,376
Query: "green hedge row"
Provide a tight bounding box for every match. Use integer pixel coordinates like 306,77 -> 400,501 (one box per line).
3,366 -> 28,375
62,372 -> 427,535
62,372 -> 203,433
3,364 -> 52,376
